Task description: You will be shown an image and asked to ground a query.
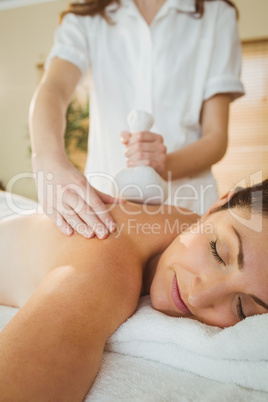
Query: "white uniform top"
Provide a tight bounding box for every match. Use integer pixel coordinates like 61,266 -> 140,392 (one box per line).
46,0 -> 244,214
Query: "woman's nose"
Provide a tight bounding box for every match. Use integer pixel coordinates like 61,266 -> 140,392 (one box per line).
188,276 -> 225,309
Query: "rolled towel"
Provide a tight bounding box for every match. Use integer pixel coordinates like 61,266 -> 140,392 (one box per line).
114,110 -> 168,204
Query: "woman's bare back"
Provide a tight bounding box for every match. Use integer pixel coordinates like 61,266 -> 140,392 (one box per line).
0,201 -> 199,400
0,202 -> 198,308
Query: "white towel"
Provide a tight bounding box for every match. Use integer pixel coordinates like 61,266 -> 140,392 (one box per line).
106,296 -> 268,392
0,191 -> 39,220
0,305 -> 267,401
87,351 -> 267,401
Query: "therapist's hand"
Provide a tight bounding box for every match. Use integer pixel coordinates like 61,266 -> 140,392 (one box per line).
120,131 -> 167,176
32,153 -> 122,239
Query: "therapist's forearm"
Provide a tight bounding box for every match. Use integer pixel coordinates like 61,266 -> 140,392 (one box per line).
29,84 -> 68,162
164,133 -> 228,180
29,59 -> 81,165
164,93 -> 230,180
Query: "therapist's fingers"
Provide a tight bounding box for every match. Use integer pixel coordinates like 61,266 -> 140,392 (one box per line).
125,131 -> 166,158
60,181 -> 119,238
64,189 -> 113,238
124,131 -> 167,175
127,151 -> 167,176
128,131 -> 164,145
61,204 -> 96,239
82,185 -> 120,234
63,201 -> 109,240
49,209 -> 74,237
125,141 -> 166,158
120,130 -> 131,145
127,151 -> 164,162
34,156 -> 120,239
127,158 -> 161,171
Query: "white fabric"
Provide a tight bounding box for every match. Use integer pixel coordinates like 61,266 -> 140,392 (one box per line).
105,296 -> 268,393
0,191 -> 39,220
127,109 -> 154,133
0,302 -> 267,401
87,352 -> 268,401
115,165 -> 168,203
45,0 -> 244,214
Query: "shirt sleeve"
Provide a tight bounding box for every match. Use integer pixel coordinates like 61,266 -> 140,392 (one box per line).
45,13 -> 90,77
203,3 -> 245,102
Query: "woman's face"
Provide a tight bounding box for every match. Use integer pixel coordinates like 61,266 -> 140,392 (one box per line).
150,208 -> 268,328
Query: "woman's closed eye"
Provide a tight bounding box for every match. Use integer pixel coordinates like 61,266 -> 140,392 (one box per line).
209,239 -> 246,322
209,240 -> 226,266
236,296 -> 246,321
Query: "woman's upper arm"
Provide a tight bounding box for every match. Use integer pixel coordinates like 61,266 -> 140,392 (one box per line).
40,13 -> 91,105
0,259 -> 140,400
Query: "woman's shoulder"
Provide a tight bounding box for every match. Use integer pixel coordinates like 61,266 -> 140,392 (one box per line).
204,0 -> 237,18
109,202 -> 200,255
111,202 -> 199,228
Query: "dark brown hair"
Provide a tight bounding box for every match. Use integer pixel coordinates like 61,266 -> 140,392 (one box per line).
59,0 -> 238,23
218,179 -> 268,218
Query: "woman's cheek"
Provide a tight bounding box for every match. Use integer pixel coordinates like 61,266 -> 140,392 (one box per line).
160,226 -> 208,276
175,231 -> 208,274
196,306 -> 237,328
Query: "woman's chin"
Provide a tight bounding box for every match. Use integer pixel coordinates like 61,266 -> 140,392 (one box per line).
150,291 -> 179,317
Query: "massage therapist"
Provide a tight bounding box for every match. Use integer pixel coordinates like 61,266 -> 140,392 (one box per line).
29,0 -> 244,238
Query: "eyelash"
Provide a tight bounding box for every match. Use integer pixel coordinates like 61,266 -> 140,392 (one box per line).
209,240 -> 246,322
209,240 -> 225,265
236,296 -> 246,321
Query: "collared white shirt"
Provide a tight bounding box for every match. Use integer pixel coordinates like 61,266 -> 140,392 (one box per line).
46,0 -> 244,213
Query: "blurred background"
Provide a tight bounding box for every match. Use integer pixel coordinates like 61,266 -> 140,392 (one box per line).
0,0 -> 267,200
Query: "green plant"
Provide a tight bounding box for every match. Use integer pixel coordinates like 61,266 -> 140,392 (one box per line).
64,96 -> 89,156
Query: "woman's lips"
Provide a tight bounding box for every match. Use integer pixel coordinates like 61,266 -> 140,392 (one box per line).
171,274 -> 191,315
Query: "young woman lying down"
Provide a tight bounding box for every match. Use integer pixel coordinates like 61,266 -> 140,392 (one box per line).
0,180 -> 267,401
